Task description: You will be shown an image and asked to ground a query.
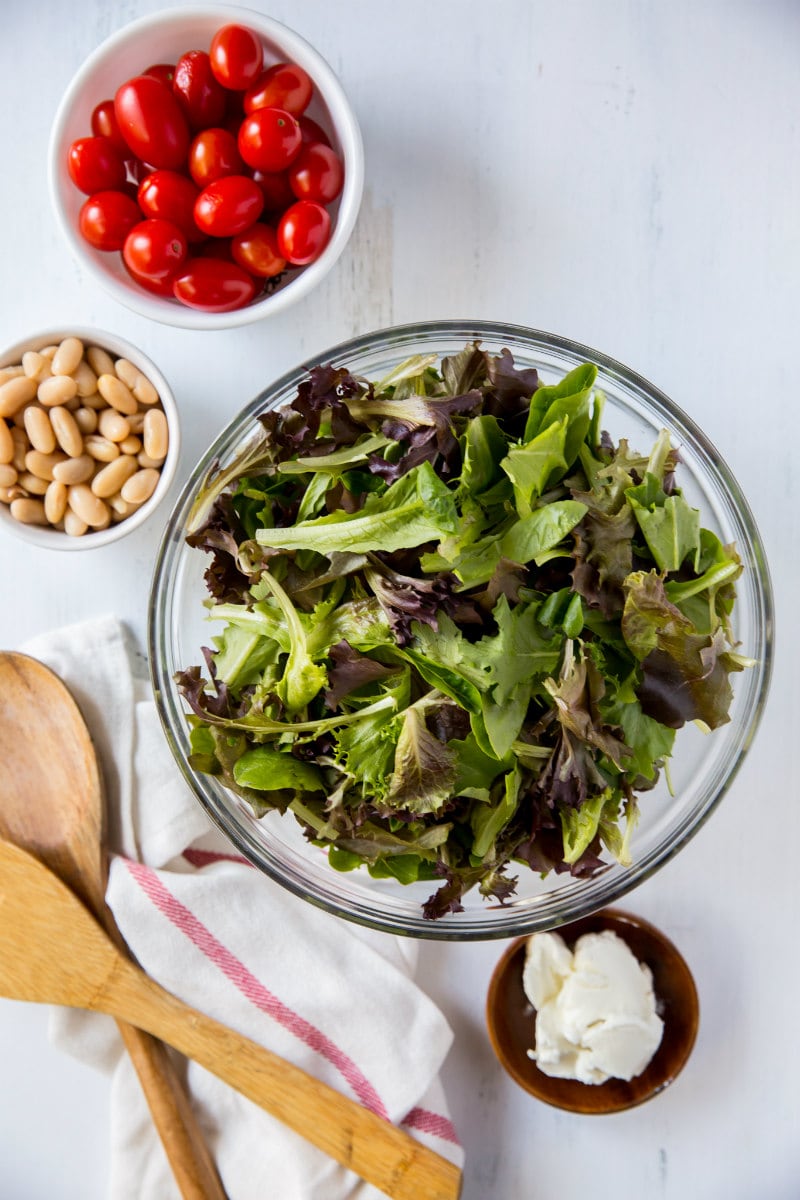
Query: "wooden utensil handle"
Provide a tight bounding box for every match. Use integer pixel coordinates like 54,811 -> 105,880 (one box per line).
114,1019 -> 227,1200
105,959 -> 462,1200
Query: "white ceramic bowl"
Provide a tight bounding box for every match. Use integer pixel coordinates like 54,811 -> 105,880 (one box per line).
0,327 -> 179,550
48,5 -> 364,331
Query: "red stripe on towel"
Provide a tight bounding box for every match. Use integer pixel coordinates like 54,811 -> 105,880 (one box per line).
182,847 -> 251,868
124,857 -> 389,1119
402,1106 -> 461,1146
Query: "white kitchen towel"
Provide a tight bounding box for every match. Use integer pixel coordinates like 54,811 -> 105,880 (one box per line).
21,615 -> 463,1200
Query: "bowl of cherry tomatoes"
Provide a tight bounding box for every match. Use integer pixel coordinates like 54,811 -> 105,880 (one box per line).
48,6 -> 364,330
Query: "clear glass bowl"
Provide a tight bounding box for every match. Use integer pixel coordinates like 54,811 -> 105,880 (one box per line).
149,320 -> 773,940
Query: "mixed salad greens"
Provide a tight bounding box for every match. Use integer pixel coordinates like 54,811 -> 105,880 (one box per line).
177,343 -> 746,918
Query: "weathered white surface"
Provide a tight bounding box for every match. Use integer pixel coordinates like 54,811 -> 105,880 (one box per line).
0,2 -> 797,1197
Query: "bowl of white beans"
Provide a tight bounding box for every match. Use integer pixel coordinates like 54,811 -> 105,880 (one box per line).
0,328 -> 179,549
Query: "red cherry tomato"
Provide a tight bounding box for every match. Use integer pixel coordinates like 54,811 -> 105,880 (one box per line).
231,222 -> 286,278
123,218 -> 188,282
238,107 -> 301,172
209,25 -> 263,91
288,143 -> 344,204
114,76 -> 190,170
277,200 -> 331,265
138,170 -> 204,242
243,63 -> 313,116
144,63 -> 176,87
67,136 -> 127,195
298,115 -> 332,148
78,190 -> 142,251
173,257 -> 257,311
194,175 -> 264,237
188,127 -> 244,187
90,100 -> 128,154
172,50 -> 227,131
123,258 -> 176,297
251,168 -> 295,214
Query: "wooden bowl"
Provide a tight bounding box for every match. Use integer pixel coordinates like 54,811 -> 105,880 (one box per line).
485,908 -> 699,1114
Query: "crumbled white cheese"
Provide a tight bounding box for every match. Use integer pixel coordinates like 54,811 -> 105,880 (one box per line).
523,929 -> 664,1085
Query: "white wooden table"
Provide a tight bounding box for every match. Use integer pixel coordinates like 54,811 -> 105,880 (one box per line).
1,3 -> 797,1197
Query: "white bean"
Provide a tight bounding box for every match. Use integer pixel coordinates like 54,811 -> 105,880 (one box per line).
86,345 -> 115,376
11,428 -> 29,472
38,375 -> 78,407
23,406 -> 56,454
143,408 -> 168,460
0,375 -> 38,419
137,452 -> 166,469
73,407 -> 98,434
68,484 -> 110,527
10,497 -> 48,525
98,409 -> 130,443
121,467 -> 159,505
18,471 -> 49,496
84,435 -> 120,463
44,480 -> 68,524
50,406 -> 84,458
91,454 -> 138,498
53,454 -> 94,485
72,360 -> 98,397
97,373 -> 137,415
51,337 -> 84,376
64,509 -> 88,537
24,449 -> 67,481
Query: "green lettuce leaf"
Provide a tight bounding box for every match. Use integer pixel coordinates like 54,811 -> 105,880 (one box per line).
471,767 -> 521,859
385,707 -> 458,813
500,417 -> 568,517
255,461 -> 458,554
233,746 -> 325,792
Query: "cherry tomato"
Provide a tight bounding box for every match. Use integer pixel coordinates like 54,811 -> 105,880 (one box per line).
123,258 -> 176,297
138,170 -> 204,242
67,136 -> 127,195
251,168 -> 295,214
114,76 -> 190,170
123,218 -> 188,282
238,107 -> 301,172
90,100 -> 128,154
144,63 -> 176,87
209,25 -> 263,91
173,50 -> 227,131
78,190 -> 142,251
173,257 -> 257,311
188,127 -> 244,187
243,63 -> 313,116
194,175 -> 264,237
288,143 -> 343,204
231,222 -> 286,278
277,200 -> 331,265
298,115 -> 332,148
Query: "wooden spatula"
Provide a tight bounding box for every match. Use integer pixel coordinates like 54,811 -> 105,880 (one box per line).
0,650 -> 226,1199
0,836 -> 462,1200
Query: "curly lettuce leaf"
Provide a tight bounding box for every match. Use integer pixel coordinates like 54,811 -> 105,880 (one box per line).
384,707 -> 458,814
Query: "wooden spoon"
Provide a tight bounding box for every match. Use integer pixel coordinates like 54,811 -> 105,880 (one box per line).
0,651 -> 227,1200
0,836 -> 462,1200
